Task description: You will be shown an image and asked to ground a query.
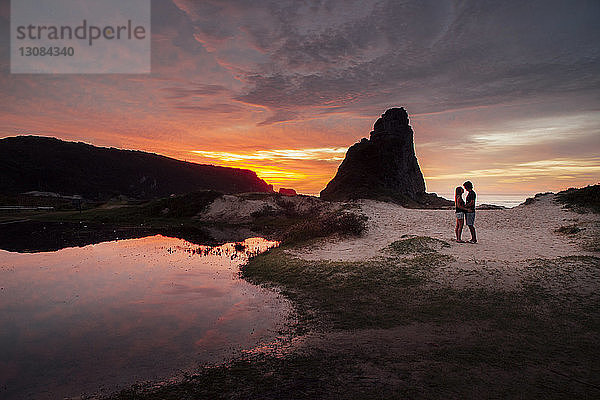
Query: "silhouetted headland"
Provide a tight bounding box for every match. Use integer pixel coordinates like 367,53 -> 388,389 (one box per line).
0,136 -> 272,200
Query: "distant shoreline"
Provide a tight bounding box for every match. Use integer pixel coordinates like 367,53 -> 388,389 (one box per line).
292,193 -> 534,208
440,193 -> 534,208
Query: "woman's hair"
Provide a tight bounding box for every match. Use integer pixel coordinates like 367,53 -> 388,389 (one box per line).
455,186 -> 464,197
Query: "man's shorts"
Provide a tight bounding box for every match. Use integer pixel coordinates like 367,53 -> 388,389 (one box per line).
466,212 -> 475,226
456,212 -> 464,220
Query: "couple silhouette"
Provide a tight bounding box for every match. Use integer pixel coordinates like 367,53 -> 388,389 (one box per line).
454,181 -> 477,243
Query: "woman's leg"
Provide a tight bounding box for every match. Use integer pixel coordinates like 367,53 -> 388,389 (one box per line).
455,218 -> 464,241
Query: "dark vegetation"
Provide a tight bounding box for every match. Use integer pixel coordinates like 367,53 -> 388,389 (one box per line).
556,184 -> 600,213
223,193 -> 369,245
280,211 -> 367,245
243,197 -> 368,248
56,190 -> 223,223
555,224 -> 583,234
387,235 -> 450,254
0,136 -> 272,200
523,191 -> 553,205
0,193 -> 101,210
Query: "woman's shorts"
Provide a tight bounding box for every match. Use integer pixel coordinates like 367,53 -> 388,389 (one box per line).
456,212 -> 464,220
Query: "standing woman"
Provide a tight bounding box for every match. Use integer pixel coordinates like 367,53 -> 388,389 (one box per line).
455,186 -> 468,242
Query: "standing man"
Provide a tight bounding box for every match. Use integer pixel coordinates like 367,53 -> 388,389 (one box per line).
463,181 -> 477,243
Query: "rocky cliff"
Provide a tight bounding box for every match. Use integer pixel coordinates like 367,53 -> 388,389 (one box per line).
320,108 -> 451,207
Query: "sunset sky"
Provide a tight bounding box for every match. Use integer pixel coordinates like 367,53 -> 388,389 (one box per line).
1,0 -> 599,196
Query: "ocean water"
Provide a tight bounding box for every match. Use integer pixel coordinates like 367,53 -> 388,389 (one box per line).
303,192 -> 532,208
441,193 -> 531,208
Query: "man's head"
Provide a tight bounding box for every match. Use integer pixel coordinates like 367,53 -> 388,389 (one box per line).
463,181 -> 473,191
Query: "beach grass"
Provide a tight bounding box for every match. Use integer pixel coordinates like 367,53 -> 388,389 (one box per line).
556,184 -> 600,213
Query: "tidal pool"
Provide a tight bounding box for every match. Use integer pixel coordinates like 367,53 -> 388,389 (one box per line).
0,235 -> 291,399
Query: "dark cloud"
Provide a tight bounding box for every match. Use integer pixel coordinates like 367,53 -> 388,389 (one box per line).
176,0 -> 600,125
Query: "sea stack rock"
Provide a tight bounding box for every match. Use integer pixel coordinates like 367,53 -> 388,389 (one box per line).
320,107 -> 430,204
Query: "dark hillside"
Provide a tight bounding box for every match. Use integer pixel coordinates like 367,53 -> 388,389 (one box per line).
0,136 -> 273,200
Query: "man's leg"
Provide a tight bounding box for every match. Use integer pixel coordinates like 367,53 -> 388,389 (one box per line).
468,225 -> 477,243
466,213 -> 477,243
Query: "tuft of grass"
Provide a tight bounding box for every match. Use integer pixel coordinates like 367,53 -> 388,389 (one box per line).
388,236 -> 450,255
555,224 -> 583,234
281,211 -> 367,245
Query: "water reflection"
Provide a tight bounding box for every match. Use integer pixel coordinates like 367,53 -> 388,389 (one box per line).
169,237 -> 278,260
0,235 -> 289,400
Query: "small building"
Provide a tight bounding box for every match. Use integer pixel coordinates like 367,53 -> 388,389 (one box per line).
278,188 -> 297,196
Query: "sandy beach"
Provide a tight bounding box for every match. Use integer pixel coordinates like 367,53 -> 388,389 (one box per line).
291,194 -> 599,289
